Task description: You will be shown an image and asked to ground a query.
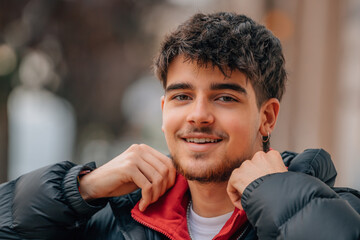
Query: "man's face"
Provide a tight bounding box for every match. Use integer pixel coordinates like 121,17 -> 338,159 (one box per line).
161,56 -> 264,182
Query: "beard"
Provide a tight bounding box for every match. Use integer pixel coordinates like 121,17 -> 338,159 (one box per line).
171,151 -> 252,183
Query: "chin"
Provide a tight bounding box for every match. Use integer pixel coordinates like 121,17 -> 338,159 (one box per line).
184,171 -> 232,183
172,155 -> 238,183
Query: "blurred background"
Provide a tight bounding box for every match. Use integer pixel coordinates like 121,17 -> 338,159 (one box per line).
0,0 -> 359,189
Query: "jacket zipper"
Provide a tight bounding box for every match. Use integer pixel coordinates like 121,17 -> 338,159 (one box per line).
236,222 -> 250,240
131,213 -> 176,240
211,221 -> 249,240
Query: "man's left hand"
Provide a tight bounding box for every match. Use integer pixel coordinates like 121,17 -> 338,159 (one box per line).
227,150 -> 287,210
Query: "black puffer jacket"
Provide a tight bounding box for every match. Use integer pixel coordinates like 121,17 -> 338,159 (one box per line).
0,149 -> 359,239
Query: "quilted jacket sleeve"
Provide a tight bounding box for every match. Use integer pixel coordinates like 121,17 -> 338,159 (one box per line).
241,149 -> 360,240
0,161 -> 107,240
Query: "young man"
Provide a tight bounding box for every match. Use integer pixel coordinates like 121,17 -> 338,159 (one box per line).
0,12 -> 359,240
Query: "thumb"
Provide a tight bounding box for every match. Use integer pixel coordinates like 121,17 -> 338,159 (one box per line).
227,183 -> 243,210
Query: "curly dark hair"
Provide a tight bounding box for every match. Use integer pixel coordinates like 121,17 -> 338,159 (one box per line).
154,12 -> 287,106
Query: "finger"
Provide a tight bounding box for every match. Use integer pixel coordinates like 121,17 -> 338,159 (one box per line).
227,183 -> 243,210
130,167 -> 159,212
140,145 -> 176,173
133,150 -> 170,199
122,144 -> 176,210
140,149 -> 176,192
126,145 -> 173,205
250,151 -> 275,174
266,150 -> 287,172
138,144 -> 176,188
267,150 -> 283,163
135,159 -> 165,205
140,153 -> 170,197
250,151 -> 268,165
231,161 -> 260,195
128,168 -> 153,211
227,171 -> 244,210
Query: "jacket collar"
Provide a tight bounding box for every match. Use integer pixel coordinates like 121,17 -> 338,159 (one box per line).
131,174 -> 248,240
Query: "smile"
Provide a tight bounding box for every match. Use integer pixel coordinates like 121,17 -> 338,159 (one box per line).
184,138 -> 222,144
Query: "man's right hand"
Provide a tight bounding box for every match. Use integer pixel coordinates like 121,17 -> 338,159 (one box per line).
79,144 -> 176,211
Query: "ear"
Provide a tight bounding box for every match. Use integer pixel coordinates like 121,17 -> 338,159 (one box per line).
161,95 -> 165,111
161,96 -> 165,132
259,98 -> 280,137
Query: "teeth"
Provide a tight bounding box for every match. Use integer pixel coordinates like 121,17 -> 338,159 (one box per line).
185,138 -> 220,143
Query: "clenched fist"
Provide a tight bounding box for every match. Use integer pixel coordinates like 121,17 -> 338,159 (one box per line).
227,150 -> 287,209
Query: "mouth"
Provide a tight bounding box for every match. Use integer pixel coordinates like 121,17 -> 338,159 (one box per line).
183,138 -> 223,144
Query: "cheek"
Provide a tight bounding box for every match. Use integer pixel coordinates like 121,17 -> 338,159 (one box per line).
227,119 -> 252,139
222,111 -> 251,130
222,112 -> 260,141
162,116 -> 171,139
162,108 -> 180,138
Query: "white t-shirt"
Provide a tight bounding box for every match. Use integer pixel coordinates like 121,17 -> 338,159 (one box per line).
188,202 -> 233,240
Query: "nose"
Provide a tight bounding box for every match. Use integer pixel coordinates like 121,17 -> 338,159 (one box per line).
186,97 -> 214,126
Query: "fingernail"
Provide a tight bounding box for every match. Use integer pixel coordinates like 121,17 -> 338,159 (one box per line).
139,199 -> 144,212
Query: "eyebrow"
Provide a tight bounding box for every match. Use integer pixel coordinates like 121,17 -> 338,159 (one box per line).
165,83 -> 193,92
210,83 -> 247,95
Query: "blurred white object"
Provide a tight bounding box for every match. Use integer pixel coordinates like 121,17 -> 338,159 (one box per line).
7,50 -> 75,180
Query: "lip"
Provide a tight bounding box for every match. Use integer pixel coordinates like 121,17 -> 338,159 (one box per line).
180,133 -> 223,140
180,134 -> 223,152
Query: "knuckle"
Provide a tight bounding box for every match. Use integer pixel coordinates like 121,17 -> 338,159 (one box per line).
228,172 -> 236,182
152,175 -> 162,187
126,145 -> 147,159
160,167 -> 169,177
138,144 -> 148,150
129,144 -> 138,149
230,167 -> 240,175
169,170 -> 176,184
267,150 -> 281,161
122,159 -> 133,168
125,151 -> 138,161
241,160 -> 251,167
129,160 -> 139,168
253,151 -> 260,157
128,144 -> 140,151
143,183 -> 153,193
126,150 -> 136,157
160,187 -> 167,197
271,150 -> 281,158
230,168 -> 242,180
252,151 -> 266,163
254,151 -> 265,158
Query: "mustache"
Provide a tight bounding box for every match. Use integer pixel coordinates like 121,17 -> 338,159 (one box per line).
177,127 -> 228,139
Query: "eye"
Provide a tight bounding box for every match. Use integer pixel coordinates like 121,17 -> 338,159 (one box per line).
217,95 -> 238,102
173,94 -> 191,101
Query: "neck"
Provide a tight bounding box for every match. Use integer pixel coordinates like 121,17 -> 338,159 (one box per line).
188,180 -> 235,218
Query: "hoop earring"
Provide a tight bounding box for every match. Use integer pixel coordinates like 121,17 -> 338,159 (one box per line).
262,132 -> 270,143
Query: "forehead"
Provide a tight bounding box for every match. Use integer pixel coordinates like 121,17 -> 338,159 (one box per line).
166,55 -> 251,90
